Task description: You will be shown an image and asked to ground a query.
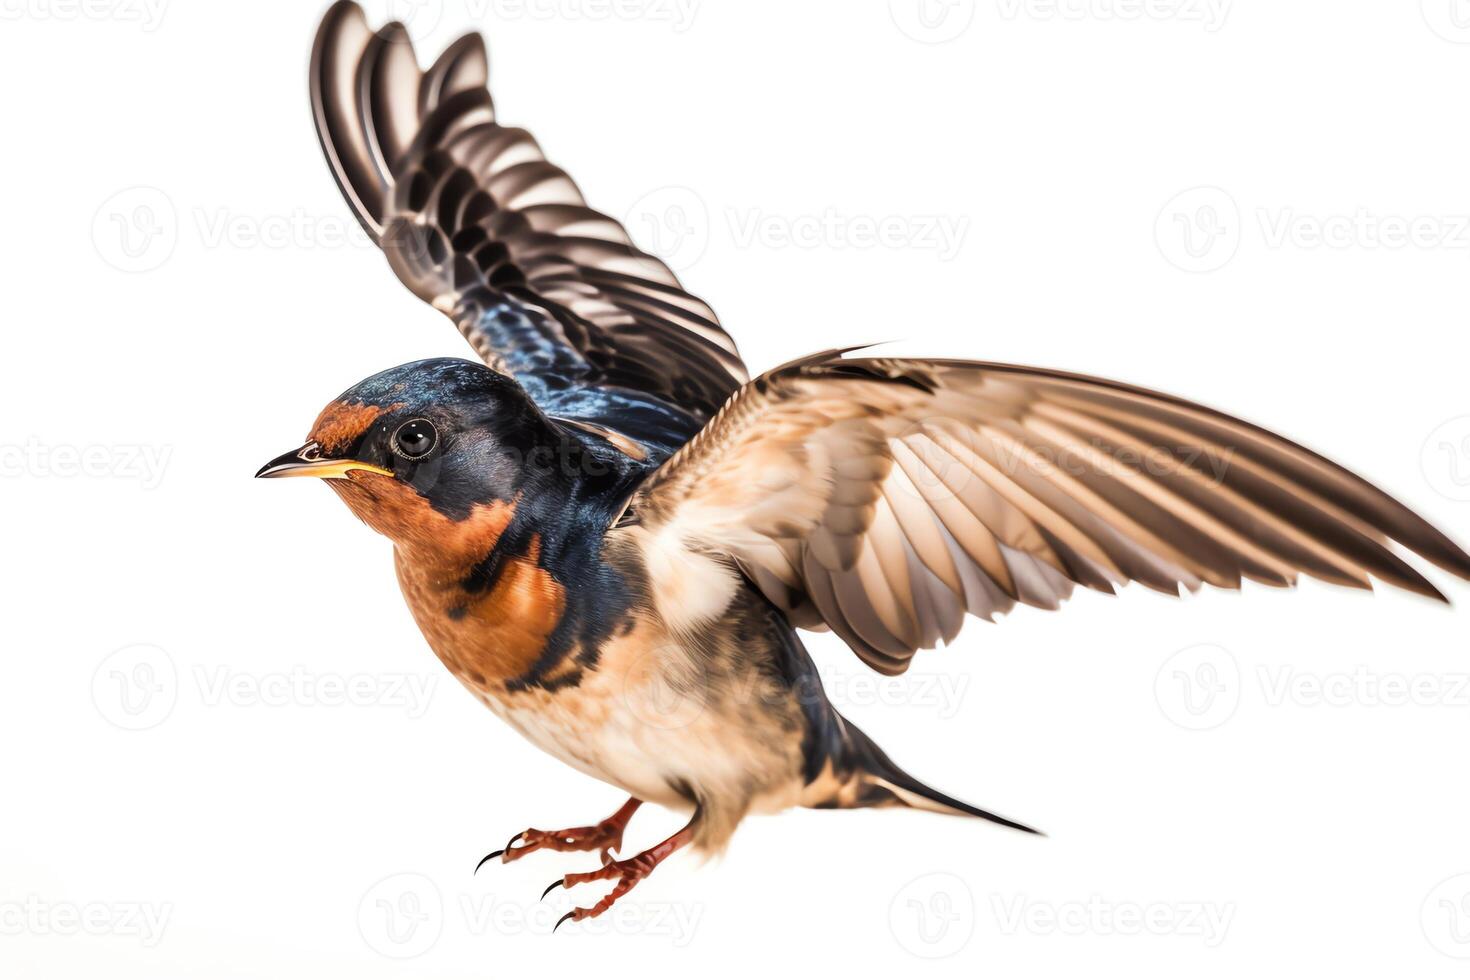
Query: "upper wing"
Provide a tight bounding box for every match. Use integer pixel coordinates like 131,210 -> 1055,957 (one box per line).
632,352 -> 1470,674
310,2 -> 747,456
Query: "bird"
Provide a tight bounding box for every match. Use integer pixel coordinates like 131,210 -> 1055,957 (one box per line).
259,1 -> 1470,930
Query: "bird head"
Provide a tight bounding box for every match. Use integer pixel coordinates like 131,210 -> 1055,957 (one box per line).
256,358 -> 554,550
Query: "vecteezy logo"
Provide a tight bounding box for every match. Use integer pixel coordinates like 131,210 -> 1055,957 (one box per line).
1421,416 -> 1470,502
1155,186 -> 1240,273
360,0 -> 444,43
1422,0 -> 1470,42
625,186 -> 709,273
91,644 -> 178,731
620,645 -> 708,731
1154,643 -> 1240,730
889,417 -> 976,504
888,872 -> 975,958
92,187 -> 178,274
357,873 -> 443,959
1422,874 -> 1470,958
889,0 -> 976,43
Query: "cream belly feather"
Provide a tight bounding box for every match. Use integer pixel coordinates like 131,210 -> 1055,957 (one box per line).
452,607 -> 808,851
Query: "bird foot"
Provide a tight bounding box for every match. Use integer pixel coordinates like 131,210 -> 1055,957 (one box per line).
477,823 -> 624,870
474,798 -> 641,872
542,825 -> 692,932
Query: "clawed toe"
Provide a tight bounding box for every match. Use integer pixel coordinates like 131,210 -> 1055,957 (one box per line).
541,863 -> 632,929
542,862 -> 647,930
473,832 -> 528,873
538,825 -> 693,931
470,799 -> 685,932
475,798 -> 643,877
474,826 -> 617,873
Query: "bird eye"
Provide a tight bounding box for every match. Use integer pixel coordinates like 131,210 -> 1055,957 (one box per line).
391,419 -> 438,460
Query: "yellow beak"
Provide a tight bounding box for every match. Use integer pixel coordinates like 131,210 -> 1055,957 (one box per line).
255,443 -> 394,480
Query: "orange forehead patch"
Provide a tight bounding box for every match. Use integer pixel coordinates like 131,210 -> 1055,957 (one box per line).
308,401 -> 402,454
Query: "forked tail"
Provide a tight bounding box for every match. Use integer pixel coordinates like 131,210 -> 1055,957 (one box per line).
814,716 -> 1043,836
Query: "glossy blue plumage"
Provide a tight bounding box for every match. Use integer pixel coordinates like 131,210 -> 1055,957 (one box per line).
474,302 -> 708,461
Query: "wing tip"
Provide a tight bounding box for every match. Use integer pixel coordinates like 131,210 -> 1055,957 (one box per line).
315,0 -> 369,55
1427,538 -> 1470,582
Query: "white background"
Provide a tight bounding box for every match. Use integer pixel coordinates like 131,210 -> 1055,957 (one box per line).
3,0 -> 1469,975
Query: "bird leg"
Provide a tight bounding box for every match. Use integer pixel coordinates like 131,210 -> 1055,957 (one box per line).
542,822 -> 694,931
475,797 -> 642,871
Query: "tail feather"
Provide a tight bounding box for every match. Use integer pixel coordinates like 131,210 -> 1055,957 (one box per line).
828,718 -> 1043,836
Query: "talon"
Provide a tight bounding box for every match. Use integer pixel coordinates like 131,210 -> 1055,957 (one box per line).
504,832 -> 525,853
541,878 -> 565,901
553,910 -> 576,934
473,850 -> 504,874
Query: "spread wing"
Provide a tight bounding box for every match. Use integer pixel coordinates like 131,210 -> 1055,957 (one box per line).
310,1 -> 747,457
632,352 -> 1470,674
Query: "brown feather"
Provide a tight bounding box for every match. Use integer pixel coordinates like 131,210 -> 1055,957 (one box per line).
634,353 -> 1470,674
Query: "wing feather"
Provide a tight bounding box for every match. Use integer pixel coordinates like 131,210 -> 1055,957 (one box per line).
633,353 -> 1470,674
310,2 -> 746,457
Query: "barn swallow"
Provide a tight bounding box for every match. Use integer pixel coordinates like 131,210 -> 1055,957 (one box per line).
260,1 -> 1470,930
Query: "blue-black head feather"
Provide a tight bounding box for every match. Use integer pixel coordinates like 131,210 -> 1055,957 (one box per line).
321,358 -> 650,522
